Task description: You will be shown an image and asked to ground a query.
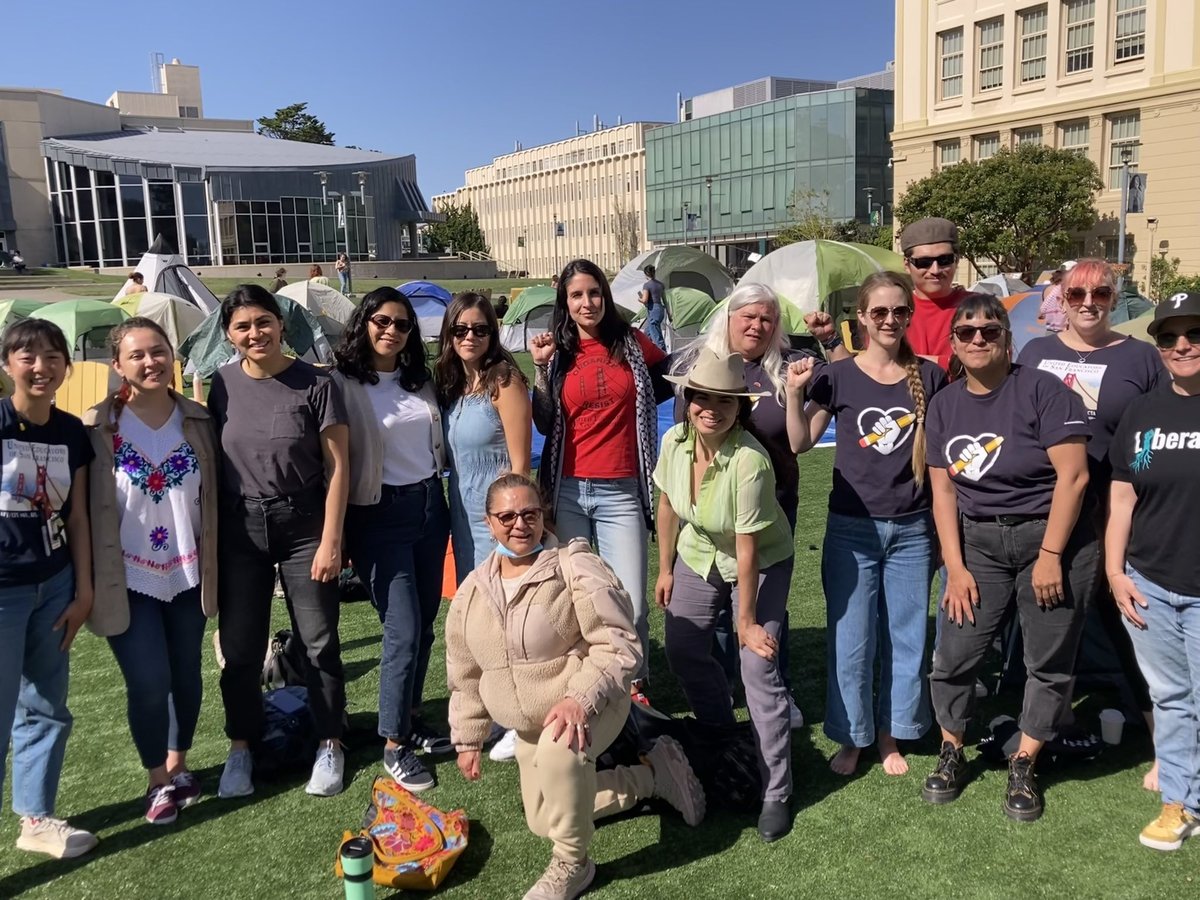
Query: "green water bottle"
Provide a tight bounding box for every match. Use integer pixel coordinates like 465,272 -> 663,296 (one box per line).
340,835 -> 375,900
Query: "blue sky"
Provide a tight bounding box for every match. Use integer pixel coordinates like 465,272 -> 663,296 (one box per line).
1,0 -> 895,198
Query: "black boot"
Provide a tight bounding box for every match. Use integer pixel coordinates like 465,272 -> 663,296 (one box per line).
922,741 -> 967,804
758,799 -> 791,843
1003,752 -> 1043,822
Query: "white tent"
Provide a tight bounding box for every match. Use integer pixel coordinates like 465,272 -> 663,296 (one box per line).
116,235 -> 220,315
610,247 -> 735,318
276,281 -> 357,338
112,291 -> 206,349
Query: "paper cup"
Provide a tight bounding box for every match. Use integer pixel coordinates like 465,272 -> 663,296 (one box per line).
1099,708 -> 1125,745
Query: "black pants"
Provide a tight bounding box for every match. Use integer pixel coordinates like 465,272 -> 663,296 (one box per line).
218,492 -> 345,742
931,516 -> 1097,743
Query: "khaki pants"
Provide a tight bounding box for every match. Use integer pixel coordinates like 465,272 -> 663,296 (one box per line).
515,693 -> 653,863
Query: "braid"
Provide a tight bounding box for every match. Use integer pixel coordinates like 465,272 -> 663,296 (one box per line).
898,337 -> 928,487
109,380 -> 130,434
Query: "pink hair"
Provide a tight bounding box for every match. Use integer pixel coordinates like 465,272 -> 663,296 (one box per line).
1062,258 -> 1114,292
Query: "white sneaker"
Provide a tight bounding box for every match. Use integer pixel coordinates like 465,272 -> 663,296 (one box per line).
489,728 -> 518,762
16,816 -> 98,859
306,741 -> 345,796
218,748 -> 254,798
788,696 -> 805,729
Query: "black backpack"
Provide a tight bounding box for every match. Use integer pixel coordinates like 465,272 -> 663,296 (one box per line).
253,685 -> 317,779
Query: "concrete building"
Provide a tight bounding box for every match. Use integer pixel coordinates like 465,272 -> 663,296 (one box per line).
892,0 -> 1200,282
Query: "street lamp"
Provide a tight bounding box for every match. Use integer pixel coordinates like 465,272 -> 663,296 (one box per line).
314,171 -> 330,204
353,171 -> 368,204
1117,146 -> 1133,292
552,213 -> 560,277
705,175 -> 714,256
682,200 -> 690,246
863,186 -> 876,225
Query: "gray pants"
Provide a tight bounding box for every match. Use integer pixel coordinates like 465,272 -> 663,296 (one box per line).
664,556 -> 792,802
931,517 -> 1097,742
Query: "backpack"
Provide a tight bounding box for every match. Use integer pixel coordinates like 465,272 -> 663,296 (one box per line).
253,685 -> 317,779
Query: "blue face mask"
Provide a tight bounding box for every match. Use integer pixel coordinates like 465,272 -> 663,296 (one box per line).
495,541 -> 543,560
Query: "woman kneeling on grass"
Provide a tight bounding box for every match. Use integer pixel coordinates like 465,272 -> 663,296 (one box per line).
447,473 -> 705,900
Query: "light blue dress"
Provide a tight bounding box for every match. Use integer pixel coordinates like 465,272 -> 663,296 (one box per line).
445,393 -> 510,583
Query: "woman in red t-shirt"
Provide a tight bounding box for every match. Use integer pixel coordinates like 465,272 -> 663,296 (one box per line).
531,259 -> 670,702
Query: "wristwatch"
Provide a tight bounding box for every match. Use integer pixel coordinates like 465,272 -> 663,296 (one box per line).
820,333 -> 843,351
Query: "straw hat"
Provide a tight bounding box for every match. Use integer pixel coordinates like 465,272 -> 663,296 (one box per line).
664,349 -> 770,397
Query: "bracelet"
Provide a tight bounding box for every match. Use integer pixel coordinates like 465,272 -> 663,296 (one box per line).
1040,546 -> 1062,556
821,334 -> 843,351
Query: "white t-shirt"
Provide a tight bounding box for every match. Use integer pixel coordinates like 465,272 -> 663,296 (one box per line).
365,378 -> 438,486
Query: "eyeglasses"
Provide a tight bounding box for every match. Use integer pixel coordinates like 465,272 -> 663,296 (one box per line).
866,305 -> 912,324
906,253 -> 957,270
489,508 -> 543,527
451,324 -> 494,340
1064,286 -> 1114,306
952,323 -> 1007,343
368,314 -> 413,334
1154,327 -> 1200,350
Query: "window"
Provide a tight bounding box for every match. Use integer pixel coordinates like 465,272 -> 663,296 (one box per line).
974,133 -> 1001,160
1114,0 -> 1146,61
937,140 -> 962,168
1019,6 -> 1048,83
938,28 -> 964,99
977,18 -> 1005,91
1064,0 -> 1095,73
1016,127 -> 1043,146
1107,112 -> 1140,189
1060,119 -> 1090,155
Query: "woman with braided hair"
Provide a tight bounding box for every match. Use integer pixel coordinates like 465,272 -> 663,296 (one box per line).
787,271 -> 946,776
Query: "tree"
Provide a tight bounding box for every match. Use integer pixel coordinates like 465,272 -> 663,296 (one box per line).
1148,255 -> 1200,301
256,103 -> 335,145
893,144 -> 1102,281
774,190 -> 894,250
612,194 -> 641,263
425,201 -> 489,255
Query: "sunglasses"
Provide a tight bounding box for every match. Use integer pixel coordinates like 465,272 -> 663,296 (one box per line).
906,253 -> 957,270
866,305 -> 912,324
451,324 -> 494,340
490,508 -> 543,527
1154,327 -> 1200,350
1064,286 -> 1114,305
952,323 -> 1007,343
368,314 -> 413,334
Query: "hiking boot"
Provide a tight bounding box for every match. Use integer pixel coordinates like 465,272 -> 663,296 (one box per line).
630,680 -> 651,708
489,727 -> 518,762
306,741 -> 345,797
1139,803 -> 1200,851
409,719 -> 453,756
218,748 -> 254,798
384,745 -> 435,792
1003,752 -> 1043,822
523,856 -> 596,900
922,741 -> 967,805
16,817 -> 98,859
144,784 -> 178,825
758,799 -> 792,843
643,736 -> 705,826
170,771 -> 202,809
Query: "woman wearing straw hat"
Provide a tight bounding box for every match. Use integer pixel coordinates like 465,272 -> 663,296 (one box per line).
653,349 -> 795,842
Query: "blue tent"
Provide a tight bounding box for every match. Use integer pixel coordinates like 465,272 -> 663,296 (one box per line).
398,281 -> 454,341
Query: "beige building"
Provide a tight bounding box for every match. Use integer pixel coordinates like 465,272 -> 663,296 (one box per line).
437,121 -> 666,277
892,0 -> 1200,284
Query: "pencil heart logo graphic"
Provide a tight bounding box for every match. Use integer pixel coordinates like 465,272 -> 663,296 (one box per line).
856,407 -> 915,455
945,433 -> 1005,481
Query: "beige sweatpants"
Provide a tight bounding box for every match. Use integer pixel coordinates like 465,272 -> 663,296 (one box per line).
514,693 -> 654,863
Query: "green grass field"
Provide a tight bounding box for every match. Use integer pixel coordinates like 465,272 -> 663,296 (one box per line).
0,452 -> 1192,899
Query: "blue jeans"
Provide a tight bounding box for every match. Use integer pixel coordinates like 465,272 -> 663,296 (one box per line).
107,587 -> 207,770
346,478 -> 450,740
645,305 -> 666,351
338,271 -> 352,295
1124,565 -> 1200,815
822,511 -> 933,746
0,564 -> 75,818
555,476 -> 649,681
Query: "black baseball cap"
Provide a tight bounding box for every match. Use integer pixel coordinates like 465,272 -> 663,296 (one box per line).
1148,291 -> 1200,336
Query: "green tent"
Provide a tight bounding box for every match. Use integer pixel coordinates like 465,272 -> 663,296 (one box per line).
632,286 -> 718,350
0,298 -> 48,333
179,295 -> 332,378
28,299 -> 129,359
500,285 -> 558,351
1112,309 -> 1153,344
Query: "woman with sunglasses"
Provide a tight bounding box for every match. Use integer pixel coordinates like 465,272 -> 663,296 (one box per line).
1107,291 -> 1200,851
787,272 -> 946,777
922,294 -> 1095,822
333,287 -> 451,792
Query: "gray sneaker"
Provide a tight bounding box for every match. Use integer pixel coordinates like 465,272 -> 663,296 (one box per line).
218,748 -> 254,799
644,735 -> 706,826
306,742 -> 345,797
16,817 -> 98,859
523,856 -> 595,900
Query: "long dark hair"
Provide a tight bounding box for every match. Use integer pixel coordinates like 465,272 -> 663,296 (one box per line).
106,316 -> 175,433
220,284 -> 284,331
434,292 -> 526,408
948,292 -> 1013,382
334,286 -> 429,390
550,259 -> 630,374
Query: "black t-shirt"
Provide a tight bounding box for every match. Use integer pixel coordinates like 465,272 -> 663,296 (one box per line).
1110,385 -> 1200,595
808,357 -> 947,517
0,399 -> 94,586
1017,335 -> 1162,490
925,365 -> 1090,517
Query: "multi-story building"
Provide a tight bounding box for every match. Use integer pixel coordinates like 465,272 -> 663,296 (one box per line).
892,0 -> 1200,283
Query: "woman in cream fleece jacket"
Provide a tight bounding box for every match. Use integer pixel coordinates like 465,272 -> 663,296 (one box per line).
447,474 -> 705,900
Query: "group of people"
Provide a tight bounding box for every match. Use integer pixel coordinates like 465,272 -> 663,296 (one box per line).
0,215 -> 1197,900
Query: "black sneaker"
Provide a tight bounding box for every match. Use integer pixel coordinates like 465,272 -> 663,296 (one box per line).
1003,752 -> 1043,822
384,745 -> 435,792
922,741 -> 968,805
409,719 -> 453,756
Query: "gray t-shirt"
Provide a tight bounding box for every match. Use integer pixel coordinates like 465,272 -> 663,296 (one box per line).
642,279 -> 665,310
925,365 -> 1090,517
208,359 -> 347,499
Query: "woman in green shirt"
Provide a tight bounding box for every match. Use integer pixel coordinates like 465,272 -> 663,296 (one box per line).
653,349 -> 795,844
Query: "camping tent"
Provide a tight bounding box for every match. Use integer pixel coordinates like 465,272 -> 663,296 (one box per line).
276,281 -> 357,338
29,299 -> 129,359
970,274 -> 1031,298
113,291 -> 206,349
398,281 -> 454,340
610,247 -> 735,318
632,287 -> 717,352
0,298 -> 47,332
499,286 -> 557,351
1112,309 -> 1153,344
179,296 -> 332,377
117,235 -> 221,315
1004,292 -> 1050,355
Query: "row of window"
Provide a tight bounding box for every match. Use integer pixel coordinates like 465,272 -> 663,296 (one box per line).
938,0 -> 1146,101
462,170 -> 641,218
494,139 -> 637,181
214,197 -> 374,266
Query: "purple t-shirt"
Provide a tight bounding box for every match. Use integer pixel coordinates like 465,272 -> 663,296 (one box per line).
807,358 -> 947,517
925,365 -> 1090,517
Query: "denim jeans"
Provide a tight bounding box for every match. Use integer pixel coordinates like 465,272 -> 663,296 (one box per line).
346,478 -> 450,741
1123,565 -> 1200,815
555,476 -> 649,681
645,306 -> 666,351
0,564 -> 75,817
822,511 -> 933,747
108,587 -> 207,770
217,491 -> 345,741
338,271 -> 352,295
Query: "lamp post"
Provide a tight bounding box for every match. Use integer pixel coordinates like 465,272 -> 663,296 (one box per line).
552,213 -> 560,277
314,170 -> 330,203
682,200 -> 690,246
353,171 -> 368,204
863,186 -> 876,226
1117,146 -> 1133,292
521,227 -> 528,277
705,175 -> 714,256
